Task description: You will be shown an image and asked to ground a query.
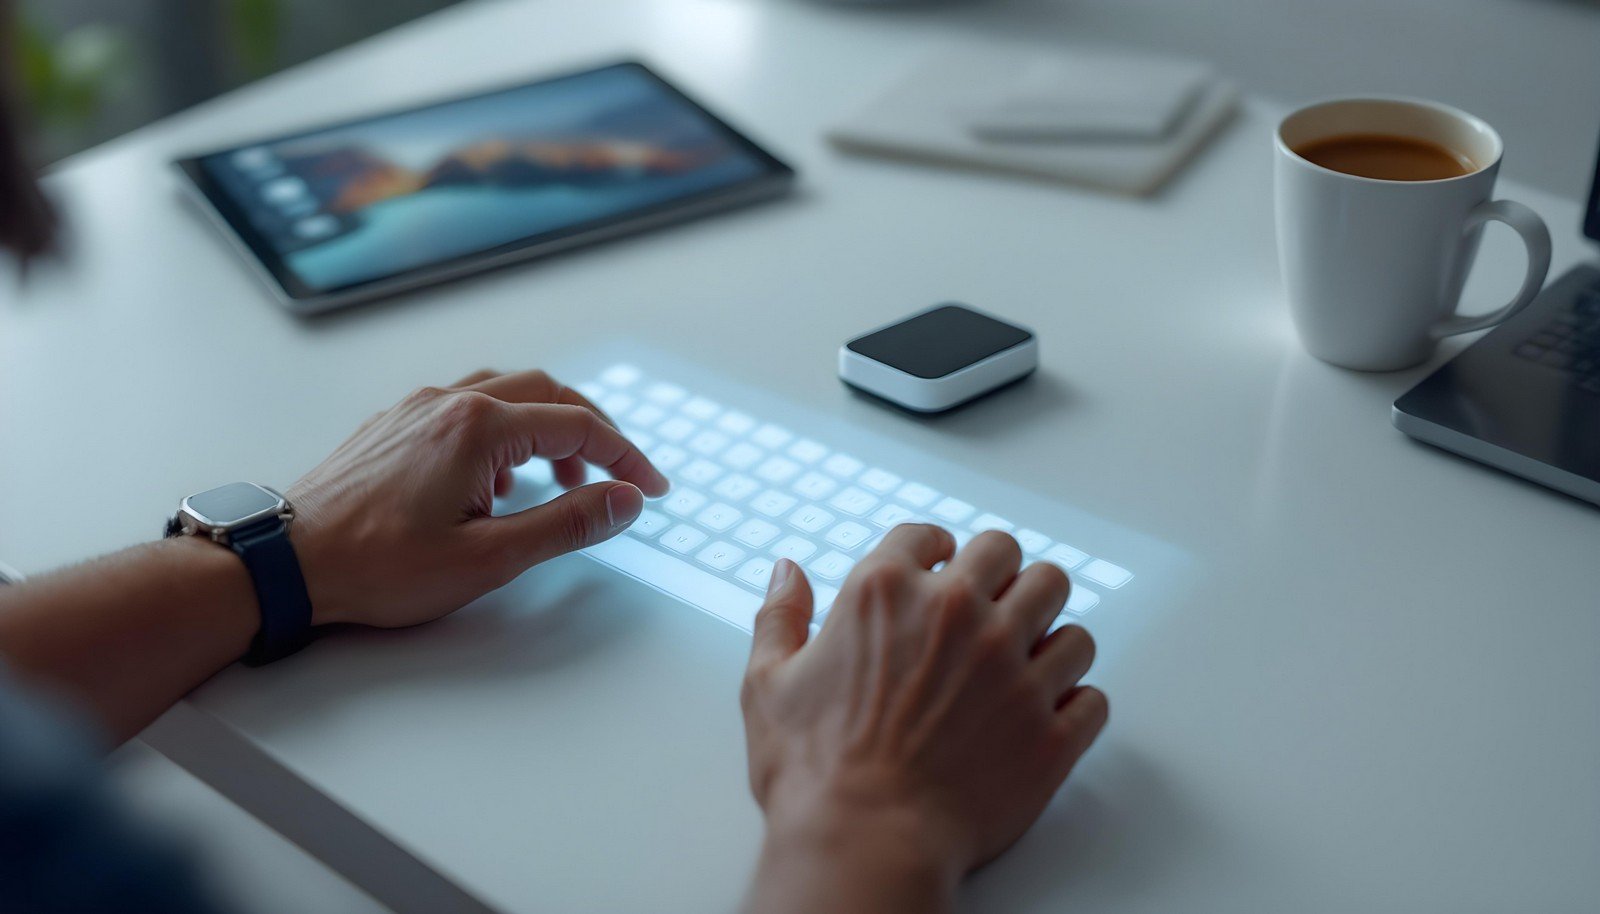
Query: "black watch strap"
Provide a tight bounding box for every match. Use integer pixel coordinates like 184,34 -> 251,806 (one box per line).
228,518 -> 314,666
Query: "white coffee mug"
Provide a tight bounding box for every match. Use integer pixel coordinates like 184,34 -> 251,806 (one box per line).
1274,97 -> 1551,371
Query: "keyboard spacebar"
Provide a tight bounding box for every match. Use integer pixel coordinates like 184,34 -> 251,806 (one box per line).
583,535 -> 763,633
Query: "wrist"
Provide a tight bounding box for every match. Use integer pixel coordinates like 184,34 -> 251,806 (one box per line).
156,536 -> 260,661
751,778 -> 961,914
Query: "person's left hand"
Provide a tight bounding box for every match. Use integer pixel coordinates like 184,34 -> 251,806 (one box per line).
286,369 -> 669,629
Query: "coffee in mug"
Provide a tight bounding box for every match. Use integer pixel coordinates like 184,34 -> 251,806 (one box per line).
1292,133 -> 1474,182
1274,97 -> 1552,371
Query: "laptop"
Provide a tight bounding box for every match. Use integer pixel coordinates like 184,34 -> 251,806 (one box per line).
1392,134 -> 1600,506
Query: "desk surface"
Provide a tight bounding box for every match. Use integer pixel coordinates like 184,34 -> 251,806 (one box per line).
4,1 -> 1598,911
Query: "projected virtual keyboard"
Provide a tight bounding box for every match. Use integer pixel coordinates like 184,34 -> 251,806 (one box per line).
512,362 -> 1137,635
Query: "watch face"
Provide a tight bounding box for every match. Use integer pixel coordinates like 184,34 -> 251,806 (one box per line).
185,482 -> 283,527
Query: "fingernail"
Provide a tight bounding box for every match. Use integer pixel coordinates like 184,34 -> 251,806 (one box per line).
606,483 -> 643,528
767,559 -> 793,596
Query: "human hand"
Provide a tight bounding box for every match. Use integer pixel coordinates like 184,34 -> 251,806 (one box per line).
287,369 -> 669,628
740,525 -> 1105,913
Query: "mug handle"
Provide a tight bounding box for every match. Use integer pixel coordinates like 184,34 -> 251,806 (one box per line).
1430,199 -> 1552,339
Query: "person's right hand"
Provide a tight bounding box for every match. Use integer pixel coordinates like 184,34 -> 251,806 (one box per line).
739,525 -> 1106,914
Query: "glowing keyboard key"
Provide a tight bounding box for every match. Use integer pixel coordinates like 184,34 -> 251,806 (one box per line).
695,541 -> 746,571
716,411 -> 756,436
826,521 -> 873,550
787,439 -> 828,464
628,509 -> 670,538
735,557 -> 777,591
657,417 -> 696,442
630,404 -> 667,428
869,503 -> 916,528
789,505 -> 835,534
600,393 -> 635,416
970,513 -> 1014,534
733,518 -> 782,549
895,482 -> 939,508
688,430 -> 730,456
752,425 -> 793,449
1015,528 -> 1051,554
931,497 -> 975,524
682,397 -> 721,421
646,382 -> 687,405
660,524 -> 707,554
722,442 -> 764,470
713,474 -> 761,502
1042,543 -> 1088,569
808,550 -> 853,581
812,585 -> 840,618
792,471 -> 838,500
600,364 -> 642,388
822,453 -> 863,479
648,444 -> 688,471
756,456 -> 802,484
858,468 -> 902,494
750,490 -> 798,517
770,535 -> 817,562
829,487 -> 879,517
663,489 -> 708,517
679,459 -> 723,487
1066,587 -> 1100,615
695,503 -> 743,532
1080,559 -> 1132,589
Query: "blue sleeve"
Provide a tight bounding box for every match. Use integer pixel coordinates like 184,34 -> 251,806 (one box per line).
0,670 -> 231,914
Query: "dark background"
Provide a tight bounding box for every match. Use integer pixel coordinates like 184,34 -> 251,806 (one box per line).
18,0 -> 464,162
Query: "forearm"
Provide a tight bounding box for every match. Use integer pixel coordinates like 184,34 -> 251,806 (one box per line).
0,537 -> 257,744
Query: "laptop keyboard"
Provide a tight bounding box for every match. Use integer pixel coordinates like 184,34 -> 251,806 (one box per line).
538,363 -> 1134,635
1513,280 -> 1600,394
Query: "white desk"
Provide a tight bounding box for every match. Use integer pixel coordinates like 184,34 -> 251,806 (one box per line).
4,1 -> 1598,911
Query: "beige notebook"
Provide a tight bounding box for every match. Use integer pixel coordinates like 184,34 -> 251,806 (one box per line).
829,48 -> 1240,196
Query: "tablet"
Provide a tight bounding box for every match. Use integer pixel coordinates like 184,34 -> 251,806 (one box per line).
174,61 -> 795,314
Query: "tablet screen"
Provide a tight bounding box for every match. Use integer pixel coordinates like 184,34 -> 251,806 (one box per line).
180,62 -> 789,301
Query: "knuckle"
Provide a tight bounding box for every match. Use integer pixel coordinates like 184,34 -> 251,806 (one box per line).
1077,685 -> 1110,723
1032,560 -> 1072,594
434,391 -> 498,438
974,528 -> 1022,559
934,578 -> 981,629
972,620 -> 1014,662
855,561 -> 909,598
1059,623 -> 1097,666
940,572 -> 985,608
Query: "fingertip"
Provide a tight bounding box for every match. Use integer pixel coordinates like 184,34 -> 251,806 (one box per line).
641,465 -> 671,498
605,481 -> 644,528
767,558 -> 796,596
1064,685 -> 1110,728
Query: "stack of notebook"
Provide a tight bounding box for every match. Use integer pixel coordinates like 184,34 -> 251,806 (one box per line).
829,47 -> 1239,196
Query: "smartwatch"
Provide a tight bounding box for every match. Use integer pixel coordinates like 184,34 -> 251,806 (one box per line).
165,482 -> 314,665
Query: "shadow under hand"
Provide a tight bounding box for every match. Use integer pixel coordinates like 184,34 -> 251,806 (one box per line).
240,554 -> 640,735
959,743 -> 1205,912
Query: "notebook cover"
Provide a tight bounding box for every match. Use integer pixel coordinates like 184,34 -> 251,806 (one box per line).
828,49 -> 1239,196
